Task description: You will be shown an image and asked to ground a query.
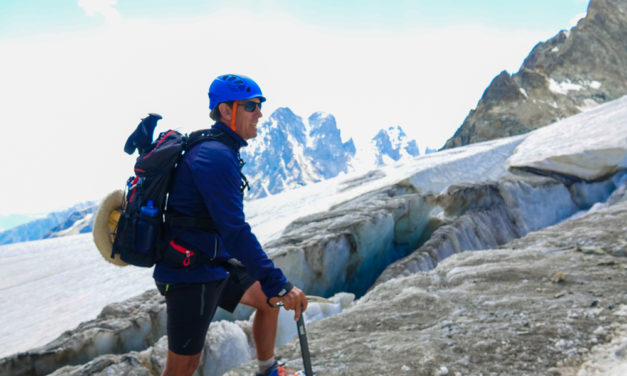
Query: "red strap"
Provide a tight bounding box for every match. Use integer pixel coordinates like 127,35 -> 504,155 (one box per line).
230,101 -> 238,133
169,240 -> 193,255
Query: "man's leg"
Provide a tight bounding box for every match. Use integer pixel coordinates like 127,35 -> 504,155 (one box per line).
161,351 -> 201,376
157,280 -> 227,376
239,281 -> 280,361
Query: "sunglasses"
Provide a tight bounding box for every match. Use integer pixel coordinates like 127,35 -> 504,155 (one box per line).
240,101 -> 262,112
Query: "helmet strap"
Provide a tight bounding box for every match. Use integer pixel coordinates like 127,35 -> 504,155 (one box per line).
230,101 -> 238,133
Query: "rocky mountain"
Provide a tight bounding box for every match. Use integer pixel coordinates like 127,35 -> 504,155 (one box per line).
370,125 -> 420,166
42,206 -> 96,239
443,0 -> 627,149
241,108 -> 420,200
240,108 -> 356,199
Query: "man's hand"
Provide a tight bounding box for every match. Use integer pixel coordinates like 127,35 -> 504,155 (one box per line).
269,286 -> 308,321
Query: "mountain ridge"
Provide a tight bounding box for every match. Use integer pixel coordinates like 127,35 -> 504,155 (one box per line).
240,107 -> 419,199
442,0 -> 627,149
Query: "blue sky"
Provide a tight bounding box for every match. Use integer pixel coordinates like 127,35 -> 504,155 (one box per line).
0,0 -> 590,215
1,1 -> 588,35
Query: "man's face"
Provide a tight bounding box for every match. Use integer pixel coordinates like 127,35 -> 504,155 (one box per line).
234,99 -> 263,140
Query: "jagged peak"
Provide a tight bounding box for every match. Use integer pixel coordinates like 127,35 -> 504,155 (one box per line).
373,125 -> 410,143
267,107 -> 303,127
308,111 -> 335,123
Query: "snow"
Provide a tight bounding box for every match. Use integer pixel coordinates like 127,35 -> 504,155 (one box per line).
548,78 -> 603,95
507,95 -> 627,180
1,95 -> 626,359
548,78 -> 584,94
579,98 -> 600,111
589,80 -> 602,89
0,235 -> 154,357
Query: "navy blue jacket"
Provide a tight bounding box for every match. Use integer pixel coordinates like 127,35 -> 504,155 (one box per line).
153,122 -> 289,298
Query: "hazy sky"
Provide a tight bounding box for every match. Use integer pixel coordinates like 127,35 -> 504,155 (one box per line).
0,0 -> 589,215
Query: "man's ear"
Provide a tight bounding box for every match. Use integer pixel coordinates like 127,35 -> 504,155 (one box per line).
219,102 -> 232,122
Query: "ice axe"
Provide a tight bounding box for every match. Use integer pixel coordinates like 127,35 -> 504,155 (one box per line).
295,313 -> 315,376
277,296 -> 330,376
294,296 -> 333,375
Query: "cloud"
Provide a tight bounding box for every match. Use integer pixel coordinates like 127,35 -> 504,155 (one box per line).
78,0 -> 122,25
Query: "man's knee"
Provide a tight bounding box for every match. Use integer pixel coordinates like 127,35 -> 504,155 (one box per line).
241,281 -> 274,310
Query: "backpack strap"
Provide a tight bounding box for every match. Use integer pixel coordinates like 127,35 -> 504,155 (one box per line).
163,128 -> 244,235
186,127 -> 250,197
186,128 -> 240,152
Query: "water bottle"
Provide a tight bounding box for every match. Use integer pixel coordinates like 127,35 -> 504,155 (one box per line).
136,200 -> 159,254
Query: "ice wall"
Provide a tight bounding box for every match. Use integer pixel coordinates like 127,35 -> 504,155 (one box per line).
376,171 -> 625,286
267,184 -> 436,298
269,169 -> 624,298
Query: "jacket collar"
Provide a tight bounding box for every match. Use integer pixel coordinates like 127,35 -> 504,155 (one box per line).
213,122 -> 248,150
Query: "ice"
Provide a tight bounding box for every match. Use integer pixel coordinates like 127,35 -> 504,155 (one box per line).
200,320 -> 255,376
206,297 -> 351,375
507,95 -> 627,180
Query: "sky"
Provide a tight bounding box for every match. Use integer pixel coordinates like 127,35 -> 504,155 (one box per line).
0,0 -> 590,215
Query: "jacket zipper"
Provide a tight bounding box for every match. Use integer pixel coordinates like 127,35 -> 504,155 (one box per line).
169,240 -> 194,266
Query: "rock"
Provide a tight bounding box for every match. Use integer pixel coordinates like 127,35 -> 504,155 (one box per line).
550,271 -> 566,283
47,353 -> 155,376
443,0 -> 627,149
229,199 -> 627,375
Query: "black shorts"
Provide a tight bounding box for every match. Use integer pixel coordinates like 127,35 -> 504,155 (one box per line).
156,264 -> 257,355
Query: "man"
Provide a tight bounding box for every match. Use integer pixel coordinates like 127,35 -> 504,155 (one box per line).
154,74 -> 308,376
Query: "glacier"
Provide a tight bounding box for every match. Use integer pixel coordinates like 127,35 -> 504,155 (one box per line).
0,95 -> 625,375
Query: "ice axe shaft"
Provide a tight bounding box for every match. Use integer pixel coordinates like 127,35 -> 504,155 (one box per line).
296,314 -> 314,376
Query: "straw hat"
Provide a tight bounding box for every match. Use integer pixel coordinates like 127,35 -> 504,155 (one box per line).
92,189 -> 128,266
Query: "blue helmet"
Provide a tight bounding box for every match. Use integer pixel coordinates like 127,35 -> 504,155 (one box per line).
208,74 -> 266,110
